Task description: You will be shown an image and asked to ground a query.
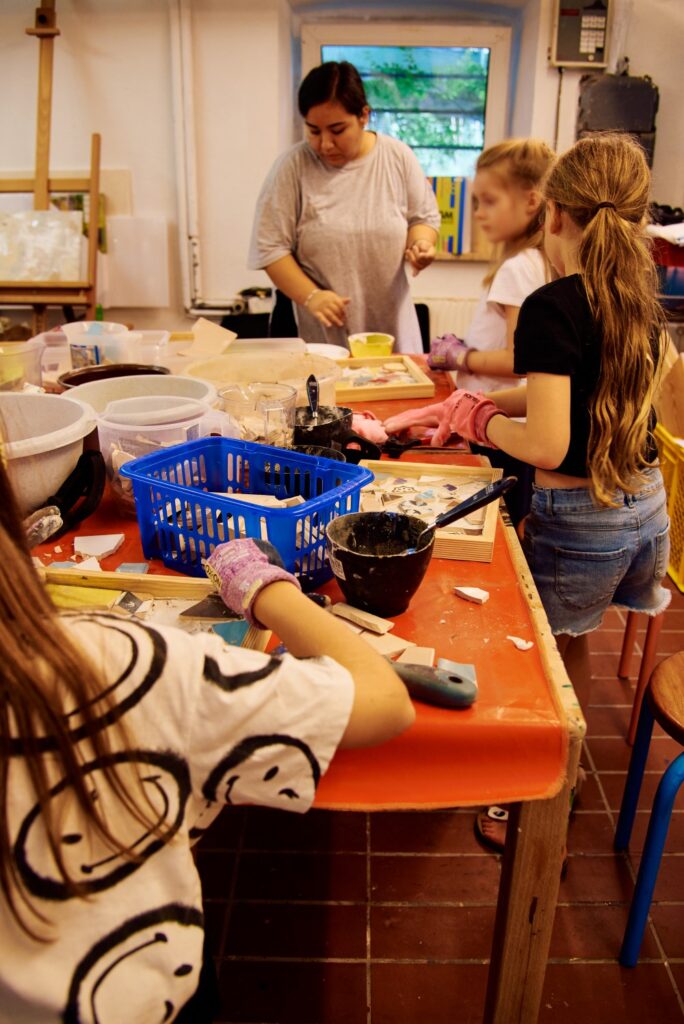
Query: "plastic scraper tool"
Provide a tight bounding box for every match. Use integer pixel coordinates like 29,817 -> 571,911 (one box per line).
393,660 -> 478,709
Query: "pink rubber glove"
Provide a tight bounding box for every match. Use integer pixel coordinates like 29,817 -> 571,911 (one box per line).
383,400 -> 448,437
431,390 -> 507,448
427,333 -> 470,371
203,538 -> 301,628
351,411 -> 389,445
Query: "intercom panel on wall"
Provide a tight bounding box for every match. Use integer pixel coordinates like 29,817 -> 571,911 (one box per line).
550,0 -> 611,68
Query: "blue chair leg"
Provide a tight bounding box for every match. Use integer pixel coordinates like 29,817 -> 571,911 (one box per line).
615,699 -> 655,851
619,752 -> 684,967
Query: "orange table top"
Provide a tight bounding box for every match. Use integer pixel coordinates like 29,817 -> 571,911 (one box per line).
37,358 -> 569,811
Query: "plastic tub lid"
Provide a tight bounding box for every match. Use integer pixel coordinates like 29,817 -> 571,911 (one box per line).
101,395 -> 211,427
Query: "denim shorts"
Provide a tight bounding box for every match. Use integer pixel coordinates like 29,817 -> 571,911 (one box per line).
522,468 -> 671,636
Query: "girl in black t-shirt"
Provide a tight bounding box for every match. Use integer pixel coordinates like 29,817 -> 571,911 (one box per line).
445,132 -> 671,853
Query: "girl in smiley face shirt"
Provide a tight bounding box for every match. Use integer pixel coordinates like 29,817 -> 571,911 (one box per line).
248,60 -> 440,353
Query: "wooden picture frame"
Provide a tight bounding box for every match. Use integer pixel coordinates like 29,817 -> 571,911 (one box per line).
334,354 -> 435,404
358,461 -> 503,562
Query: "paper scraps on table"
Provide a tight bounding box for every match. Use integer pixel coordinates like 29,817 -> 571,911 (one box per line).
180,317 -> 236,357
454,585 -> 490,605
506,635 -> 534,651
74,534 -> 125,559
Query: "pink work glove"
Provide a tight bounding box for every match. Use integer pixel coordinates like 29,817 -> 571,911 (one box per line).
203,538 -> 301,628
351,411 -> 389,445
383,400 -> 447,437
427,333 -> 470,371
431,389 -> 507,448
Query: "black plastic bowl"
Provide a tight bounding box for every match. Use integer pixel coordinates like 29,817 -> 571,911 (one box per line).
57,363 -> 170,389
325,511 -> 434,617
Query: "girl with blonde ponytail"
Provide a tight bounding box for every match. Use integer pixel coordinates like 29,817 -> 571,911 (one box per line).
442,132 -> 670,648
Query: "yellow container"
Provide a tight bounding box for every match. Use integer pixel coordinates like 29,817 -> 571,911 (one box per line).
348,332 -> 395,358
655,421 -> 684,591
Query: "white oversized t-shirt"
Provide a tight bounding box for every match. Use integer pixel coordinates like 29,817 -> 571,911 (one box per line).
249,134 -> 441,353
1,614 -> 354,1023
456,248 -> 548,394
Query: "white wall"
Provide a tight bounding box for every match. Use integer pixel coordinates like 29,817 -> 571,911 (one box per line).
0,0 -> 681,329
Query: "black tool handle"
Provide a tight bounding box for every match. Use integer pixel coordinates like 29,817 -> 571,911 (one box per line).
428,475 -> 518,533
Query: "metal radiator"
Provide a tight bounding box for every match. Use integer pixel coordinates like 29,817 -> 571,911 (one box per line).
420,297 -> 479,339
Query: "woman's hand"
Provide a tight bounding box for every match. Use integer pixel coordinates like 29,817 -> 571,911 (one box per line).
306,289 -> 350,328
203,538 -> 301,628
404,239 -> 436,276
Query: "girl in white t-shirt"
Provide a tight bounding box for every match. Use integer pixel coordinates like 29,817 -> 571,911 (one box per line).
427,139 -> 555,524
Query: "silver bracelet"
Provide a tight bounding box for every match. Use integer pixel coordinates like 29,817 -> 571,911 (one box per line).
303,288 -> 320,308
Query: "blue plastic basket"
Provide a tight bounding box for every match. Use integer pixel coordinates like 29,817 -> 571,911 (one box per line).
119,437 -> 374,589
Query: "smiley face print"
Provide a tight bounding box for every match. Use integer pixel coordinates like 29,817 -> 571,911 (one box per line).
14,750 -> 190,900
63,903 -> 203,1024
202,733 -> 321,813
7,616 -> 167,756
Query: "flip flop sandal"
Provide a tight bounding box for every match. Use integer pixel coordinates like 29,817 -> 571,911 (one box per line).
474,805 -> 508,853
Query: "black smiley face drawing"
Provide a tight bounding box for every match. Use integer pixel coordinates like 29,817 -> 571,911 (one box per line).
14,751 -> 190,901
63,903 -> 203,1024
7,616 -> 167,756
202,733 -> 321,812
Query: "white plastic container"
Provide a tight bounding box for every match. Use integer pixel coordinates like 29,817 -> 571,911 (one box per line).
62,320 -> 129,369
96,395 -> 237,514
186,351 -> 341,406
0,392 -> 96,514
66,373 -> 219,414
0,336 -> 46,391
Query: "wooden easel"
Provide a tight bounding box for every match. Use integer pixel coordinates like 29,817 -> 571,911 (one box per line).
0,1 -> 100,334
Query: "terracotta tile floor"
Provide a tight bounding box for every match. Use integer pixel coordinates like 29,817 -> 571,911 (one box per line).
196,580 -> 684,1023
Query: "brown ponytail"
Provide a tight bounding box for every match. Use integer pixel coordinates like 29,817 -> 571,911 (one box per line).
543,132 -> 665,506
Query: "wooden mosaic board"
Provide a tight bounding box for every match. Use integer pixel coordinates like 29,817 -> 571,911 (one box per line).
334,355 -> 435,404
358,461 -> 503,563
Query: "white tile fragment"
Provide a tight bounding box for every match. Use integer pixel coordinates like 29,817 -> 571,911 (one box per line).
506,635 -> 534,651
454,585 -> 490,605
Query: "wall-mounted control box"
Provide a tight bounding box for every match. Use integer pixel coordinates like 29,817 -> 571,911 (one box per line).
550,0 -> 611,68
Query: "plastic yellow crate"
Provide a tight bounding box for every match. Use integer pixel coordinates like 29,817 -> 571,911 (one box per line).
655,422 -> 684,591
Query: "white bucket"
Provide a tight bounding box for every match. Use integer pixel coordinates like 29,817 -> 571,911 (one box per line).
0,392 -> 96,515
185,351 -> 341,406
96,395 -> 237,514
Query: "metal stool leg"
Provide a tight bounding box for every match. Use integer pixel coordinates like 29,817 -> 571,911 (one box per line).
619,752 -> 684,967
615,698 -> 655,851
626,611 -> 664,746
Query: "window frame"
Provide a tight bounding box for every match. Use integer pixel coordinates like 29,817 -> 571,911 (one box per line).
300,21 -> 511,158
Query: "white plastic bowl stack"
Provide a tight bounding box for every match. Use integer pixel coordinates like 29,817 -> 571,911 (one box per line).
0,393 -> 96,515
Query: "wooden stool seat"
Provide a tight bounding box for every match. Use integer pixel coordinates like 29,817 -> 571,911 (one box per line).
649,650 -> 684,746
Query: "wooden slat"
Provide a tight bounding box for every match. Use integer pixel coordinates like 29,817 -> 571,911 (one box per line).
0,177 -> 92,193
37,566 -> 214,599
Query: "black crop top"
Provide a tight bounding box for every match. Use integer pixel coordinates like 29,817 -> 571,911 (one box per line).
513,274 -> 658,477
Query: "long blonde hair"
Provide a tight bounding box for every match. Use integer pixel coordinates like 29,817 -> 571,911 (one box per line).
543,132 -> 665,505
0,448 -> 161,938
477,138 -> 556,286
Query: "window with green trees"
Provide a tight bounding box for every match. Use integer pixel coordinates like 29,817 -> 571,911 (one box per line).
321,45 -> 490,177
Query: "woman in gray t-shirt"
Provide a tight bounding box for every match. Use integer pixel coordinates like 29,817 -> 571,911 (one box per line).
248,61 -> 440,353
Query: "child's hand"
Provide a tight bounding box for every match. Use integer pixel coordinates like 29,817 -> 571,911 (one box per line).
203,539 -> 301,628
427,333 -> 470,371
431,390 -> 507,448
